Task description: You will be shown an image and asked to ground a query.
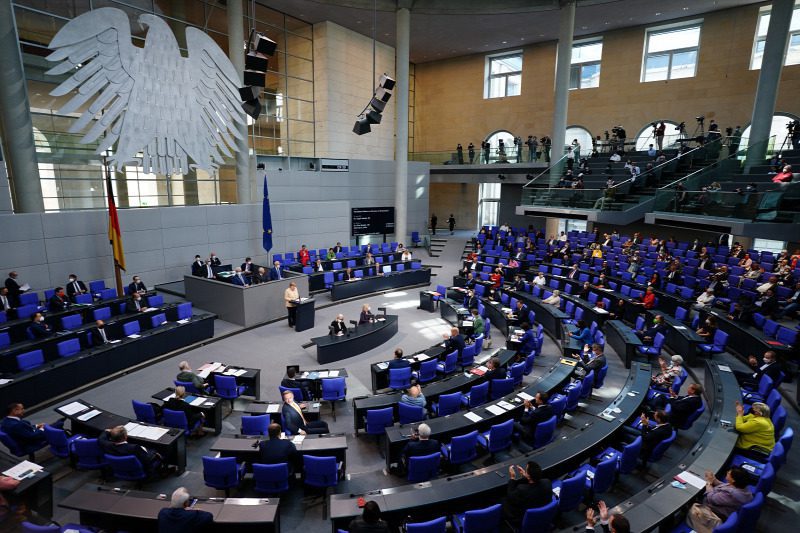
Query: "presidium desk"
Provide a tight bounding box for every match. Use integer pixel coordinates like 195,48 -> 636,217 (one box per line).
312,315 -> 399,364
184,272 -> 309,327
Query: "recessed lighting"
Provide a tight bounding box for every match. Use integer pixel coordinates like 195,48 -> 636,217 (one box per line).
502,41 -> 507,44
520,37 -> 525,40
604,21 -> 610,25
581,26 -> 588,30
655,12 -> 662,15
683,6 -> 689,10
356,20 -> 362,24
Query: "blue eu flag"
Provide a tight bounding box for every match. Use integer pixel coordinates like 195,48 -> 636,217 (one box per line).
262,175 -> 273,252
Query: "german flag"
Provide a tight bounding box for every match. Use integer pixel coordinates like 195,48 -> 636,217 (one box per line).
105,166 -> 126,271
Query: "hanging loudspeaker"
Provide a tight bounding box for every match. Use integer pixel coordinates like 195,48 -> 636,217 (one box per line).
352,118 -> 371,135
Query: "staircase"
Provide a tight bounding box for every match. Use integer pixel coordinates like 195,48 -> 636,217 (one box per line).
429,236 -> 446,258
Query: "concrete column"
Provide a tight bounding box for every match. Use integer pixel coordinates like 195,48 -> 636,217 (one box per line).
227,0 -> 251,204
115,166 -> 130,208
549,0 -> 575,185
746,0 -> 794,166
394,7 -> 410,242
0,0 -> 43,213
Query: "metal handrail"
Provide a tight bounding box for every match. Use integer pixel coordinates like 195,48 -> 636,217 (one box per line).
523,153 -> 569,187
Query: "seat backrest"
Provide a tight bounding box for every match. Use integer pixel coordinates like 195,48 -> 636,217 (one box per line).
521,498 -> 558,532
0,332 -> 9,349
776,327 -> 798,346
321,377 -> 346,399
105,454 -> 146,480
202,456 -> 240,488
736,491 -> 764,533
558,473 -> 586,511
763,319 -> 780,338
406,516 -> 447,533
418,359 -> 438,381
487,419 -> 514,451
490,378 -> 514,400
450,430 -> 478,460
437,392 -> 462,416
215,375 -> 239,397
592,456 -> 618,494
122,321 -> 141,336
389,367 -> 412,388
579,371 -> 594,399
73,438 -> 105,469
17,350 -> 45,372
564,382 -> 581,411
407,452 -> 440,482
366,407 -> 394,433
241,415 -> 270,436
177,302 -> 193,320
398,402 -> 425,424
303,455 -> 338,487
60,314 -> 82,330
21,521 -> 60,532
463,503 -> 502,531
16,304 -> 37,319
648,430 -> 676,461
712,329 -> 728,348
253,462 -> 289,493
162,408 -> 189,430
93,306 -> 112,321
147,294 -> 164,307
57,338 -> 81,358
548,395 -> 567,421
778,427 -> 794,455
132,400 -> 158,424
533,416 -> 557,448
468,381 -> 489,407
619,436 -> 642,474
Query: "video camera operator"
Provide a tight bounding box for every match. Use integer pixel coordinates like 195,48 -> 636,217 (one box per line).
611,125 -> 626,153
788,120 -> 800,150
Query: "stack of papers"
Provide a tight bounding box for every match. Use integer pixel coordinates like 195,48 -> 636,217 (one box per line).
464,412 -> 482,423
497,401 -> 515,410
223,368 -> 247,377
0,379 -> 12,385
675,471 -> 706,489
318,371 -> 330,378
376,362 -> 389,370
717,365 -> 732,372
415,354 -> 430,362
266,404 -> 280,413
77,409 -> 101,421
189,397 -> 207,407
517,392 -> 534,401
124,423 -> 169,441
328,370 -> 340,377
3,460 -> 43,480
292,435 -> 305,445
60,401 -> 89,416
176,318 -> 190,324
486,405 -> 507,416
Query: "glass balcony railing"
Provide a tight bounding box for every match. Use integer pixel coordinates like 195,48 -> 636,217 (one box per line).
652,188 -> 785,220
410,146 -> 550,165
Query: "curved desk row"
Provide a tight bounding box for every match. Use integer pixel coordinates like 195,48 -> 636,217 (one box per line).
331,362 -> 651,529
210,433 -> 348,474
353,349 -> 517,433
0,313 -> 215,410
302,259 -> 418,292
370,345 -> 446,393
60,485 -> 279,533
330,268 -> 432,301
312,315 -> 399,364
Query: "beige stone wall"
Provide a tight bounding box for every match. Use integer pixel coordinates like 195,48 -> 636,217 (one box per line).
429,183 -> 479,230
313,21 -> 396,160
413,4 -> 800,152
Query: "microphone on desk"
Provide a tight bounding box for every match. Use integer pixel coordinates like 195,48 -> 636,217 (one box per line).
377,307 -> 387,317
349,320 -> 358,333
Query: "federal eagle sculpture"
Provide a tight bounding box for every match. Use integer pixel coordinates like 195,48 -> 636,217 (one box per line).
46,7 -> 246,176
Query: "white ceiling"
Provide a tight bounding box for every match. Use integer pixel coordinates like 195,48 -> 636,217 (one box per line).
262,0 -> 765,63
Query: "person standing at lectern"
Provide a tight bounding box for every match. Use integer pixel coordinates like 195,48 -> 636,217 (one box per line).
284,282 -> 299,327
331,314 -> 348,336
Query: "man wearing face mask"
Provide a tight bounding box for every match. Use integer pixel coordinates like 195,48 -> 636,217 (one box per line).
191,255 -> 205,277
330,314 -> 348,336
128,275 -> 147,295
90,320 -> 115,346
48,287 -> 69,312
209,253 -> 221,267
65,274 -> 88,302
130,292 -> 145,313
29,313 -> 53,339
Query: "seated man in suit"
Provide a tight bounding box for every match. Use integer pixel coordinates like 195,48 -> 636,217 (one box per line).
253,267 -> 270,284
130,292 -> 145,312
513,299 -> 529,322
163,386 -> 205,436
98,425 -> 168,476
659,383 -> 703,427
28,313 -> 53,339
513,392 -> 554,445
733,351 -> 782,390
387,348 -> 410,369
635,314 -> 668,345
191,255 -> 205,277
0,287 -> 14,315
209,252 -> 221,266
483,357 -> 506,391
157,487 -> 213,533
65,274 -> 88,302
176,361 -> 209,393
442,327 -> 465,362
128,275 -> 147,295
270,260 -> 284,281
281,367 -> 312,400
330,314 -> 347,336
401,423 -> 439,467
0,402 -> 54,454
230,267 -> 249,287
241,257 -> 255,276
48,287 -> 69,312
259,423 -> 299,473
463,290 -> 478,310
89,319 -> 115,346
574,344 -> 607,376
503,461 -> 553,530
512,274 -> 526,292
620,409 -> 673,465
281,390 -> 329,435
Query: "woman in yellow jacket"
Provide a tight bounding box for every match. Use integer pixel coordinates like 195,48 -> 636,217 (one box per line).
734,401 -> 775,459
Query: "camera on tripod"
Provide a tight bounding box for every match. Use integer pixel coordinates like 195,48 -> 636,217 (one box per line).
786,120 -> 799,134
695,116 -> 705,124
611,126 -> 623,136
675,121 -> 686,132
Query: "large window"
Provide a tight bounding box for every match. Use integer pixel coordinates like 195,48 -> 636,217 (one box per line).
737,113 -> 800,154
477,183 -> 501,229
642,23 -> 702,82
751,4 -> 800,69
570,40 -> 602,89
485,52 -> 522,98
753,238 -> 786,254
558,219 -> 587,234
565,126 -> 594,158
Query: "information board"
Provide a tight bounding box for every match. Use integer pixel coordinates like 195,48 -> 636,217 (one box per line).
352,207 -> 395,236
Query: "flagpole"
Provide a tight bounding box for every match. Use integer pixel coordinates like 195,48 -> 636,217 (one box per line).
103,156 -> 124,297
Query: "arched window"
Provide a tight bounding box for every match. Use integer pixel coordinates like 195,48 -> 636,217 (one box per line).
484,130 -> 517,163
738,113 -> 800,154
565,126 -> 593,158
633,120 -> 681,151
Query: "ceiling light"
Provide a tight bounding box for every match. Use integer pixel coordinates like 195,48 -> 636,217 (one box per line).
502,41 -> 507,44
655,12 -> 662,15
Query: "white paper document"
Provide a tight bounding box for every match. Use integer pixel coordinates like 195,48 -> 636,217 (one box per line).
233,369 -> 247,377
123,422 -> 139,434
517,392 -> 534,401
497,401 -> 515,410
677,470 -> 706,489
59,401 -> 88,416
717,365 -> 732,372
3,460 -> 43,480
464,412 -> 483,423
139,426 -> 169,440
415,354 -> 430,362
109,339 -> 122,344
77,409 -> 101,421
318,371 -> 329,378
486,405 -> 507,416
189,397 -> 206,406
177,319 -> 190,324
0,379 -> 11,385
128,334 -> 141,339
328,370 -> 340,377
266,404 -> 280,413
292,435 -> 305,445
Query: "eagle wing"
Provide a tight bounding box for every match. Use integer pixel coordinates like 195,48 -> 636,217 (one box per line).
184,27 -> 246,172
45,7 -> 137,155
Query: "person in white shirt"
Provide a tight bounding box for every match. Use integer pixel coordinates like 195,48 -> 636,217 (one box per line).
401,250 -> 412,261
499,223 -> 511,232
693,288 -> 716,310
756,276 -> 777,295
542,290 -> 561,306
558,232 -> 567,242
533,272 -> 547,287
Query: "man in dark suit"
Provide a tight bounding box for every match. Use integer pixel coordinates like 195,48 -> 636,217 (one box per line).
241,257 -> 255,275
98,425 -> 166,475
28,313 -> 53,339
230,268 -> 249,287
259,423 -> 299,472
330,314 -> 347,336
0,403 -> 49,454
209,253 -> 221,266
191,255 -> 205,277
270,260 -> 284,281
512,275 -> 526,292
502,461 -> 552,529
482,356 -> 506,391
513,300 -> 529,322
734,351 -> 782,389
621,410 -> 673,464
89,320 -> 114,346
281,367 -> 312,400
251,267 -> 269,284
65,274 -> 88,302
401,423 -> 440,466
635,315 -> 668,345
157,487 -> 213,533
48,287 -> 69,312
663,383 -> 703,428
128,275 -> 147,295
4,271 -> 24,307
575,344 -> 606,376
566,263 -> 580,280
0,287 -> 14,314
514,392 -> 554,444
464,273 -> 477,290
442,327 -> 465,361
130,292 -> 145,312
281,390 -> 328,435
387,348 -> 410,369
463,290 -> 478,310
333,242 -> 343,254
